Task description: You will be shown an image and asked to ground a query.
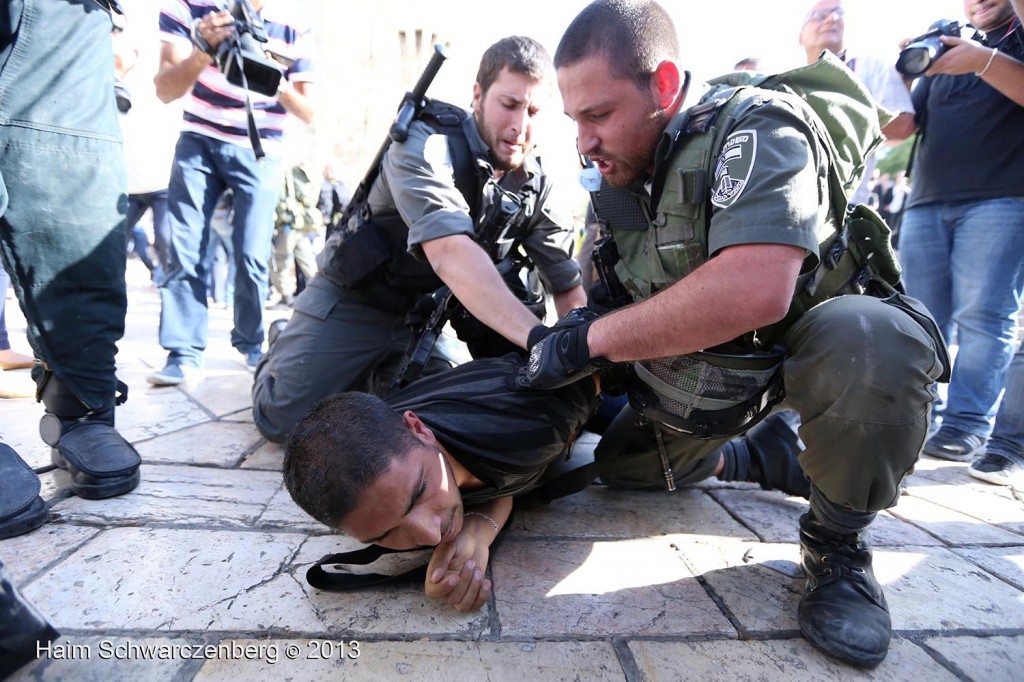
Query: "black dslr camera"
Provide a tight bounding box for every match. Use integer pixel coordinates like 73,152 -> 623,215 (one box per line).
896,19 -> 967,77
216,0 -> 283,97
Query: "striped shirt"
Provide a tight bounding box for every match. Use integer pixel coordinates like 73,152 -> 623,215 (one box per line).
159,0 -> 314,151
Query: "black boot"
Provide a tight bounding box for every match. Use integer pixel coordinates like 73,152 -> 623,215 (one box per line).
0,560 -> 59,678
717,410 -> 809,498
38,374 -> 140,500
798,511 -> 891,669
0,443 -> 48,539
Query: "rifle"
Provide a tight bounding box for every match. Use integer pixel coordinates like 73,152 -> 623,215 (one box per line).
391,187 -> 528,392
326,44 -> 448,238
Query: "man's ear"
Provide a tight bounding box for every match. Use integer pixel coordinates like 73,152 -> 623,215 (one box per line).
471,81 -> 483,114
651,60 -> 683,110
403,410 -> 436,445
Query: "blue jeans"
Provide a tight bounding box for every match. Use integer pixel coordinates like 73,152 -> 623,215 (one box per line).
988,344 -> 1024,463
0,258 -> 10,350
159,132 -> 280,366
0,0 -> 126,410
127,190 -> 169,276
900,198 -> 1024,437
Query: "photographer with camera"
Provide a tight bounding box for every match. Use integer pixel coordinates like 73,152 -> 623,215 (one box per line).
252,36 -> 586,444
897,0 -> 1024,470
147,0 -> 314,386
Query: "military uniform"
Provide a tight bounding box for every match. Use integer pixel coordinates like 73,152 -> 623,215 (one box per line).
253,112 -> 580,443
595,89 -> 945,514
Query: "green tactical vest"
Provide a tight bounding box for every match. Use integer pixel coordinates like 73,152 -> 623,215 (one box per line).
602,51 -> 903,348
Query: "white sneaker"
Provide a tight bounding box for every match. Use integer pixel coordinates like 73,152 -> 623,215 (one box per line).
968,452 -> 1024,489
146,364 -> 202,387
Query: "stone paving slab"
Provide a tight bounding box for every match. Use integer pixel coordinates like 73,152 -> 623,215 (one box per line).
45,465 -> 284,530
0,523 -> 100,585
133,421 -> 263,467
511,486 -> 757,540
300,580 -> 488,637
708,490 -> 941,547
241,442 -> 285,470
877,547 -> 1024,631
629,638 -> 958,681
948,546 -> 1024,592
19,527 -> 318,632
114,383 -> 214,445
922,635 -> 1024,682
906,482 -> 1024,536
193,639 -> 624,681
492,537 -> 735,637
887,494 -> 1024,545
183,373 -> 261,418
674,538 -> 804,633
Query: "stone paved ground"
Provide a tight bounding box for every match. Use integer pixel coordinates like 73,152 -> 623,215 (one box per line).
2,260 -> 1023,681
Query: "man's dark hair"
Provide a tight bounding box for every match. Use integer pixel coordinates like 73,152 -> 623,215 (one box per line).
476,35 -> 552,94
734,57 -> 764,71
283,392 -> 420,528
554,0 -> 679,91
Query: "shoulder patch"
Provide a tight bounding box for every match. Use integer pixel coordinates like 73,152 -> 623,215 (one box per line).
710,129 -> 757,208
422,133 -> 454,178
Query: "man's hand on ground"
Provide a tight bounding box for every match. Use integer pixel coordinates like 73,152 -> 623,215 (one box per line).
424,524 -> 492,612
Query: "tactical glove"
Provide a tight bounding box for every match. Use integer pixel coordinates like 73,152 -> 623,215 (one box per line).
515,318 -> 606,391
527,307 -> 600,350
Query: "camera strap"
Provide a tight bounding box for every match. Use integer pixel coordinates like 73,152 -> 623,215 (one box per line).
228,33 -> 266,160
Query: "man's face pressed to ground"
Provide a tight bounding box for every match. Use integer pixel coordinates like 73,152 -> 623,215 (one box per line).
342,444 -> 464,550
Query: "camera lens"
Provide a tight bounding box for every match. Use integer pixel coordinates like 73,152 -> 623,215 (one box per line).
896,45 -> 933,77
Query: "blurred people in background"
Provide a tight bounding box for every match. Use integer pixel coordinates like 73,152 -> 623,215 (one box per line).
270,162 -> 322,307
114,0 -> 181,283
317,160 -> 353,233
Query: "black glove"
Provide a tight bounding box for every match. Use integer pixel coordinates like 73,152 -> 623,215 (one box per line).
515,318 -> 606,391
527,307 -> 600,350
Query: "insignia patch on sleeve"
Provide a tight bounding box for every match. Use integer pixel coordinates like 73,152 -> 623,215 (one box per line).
710,129 -> 757,208
422,133 -> 454,177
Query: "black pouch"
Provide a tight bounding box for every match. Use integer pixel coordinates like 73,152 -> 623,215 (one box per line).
880,293 -> 952,383
319,221 -> 393,290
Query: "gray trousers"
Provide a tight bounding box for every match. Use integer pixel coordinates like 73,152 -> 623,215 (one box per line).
252,276 -> 450,443
596,294 -> 945,513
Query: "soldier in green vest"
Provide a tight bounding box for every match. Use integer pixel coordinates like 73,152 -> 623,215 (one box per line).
519,0 -> 948,670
